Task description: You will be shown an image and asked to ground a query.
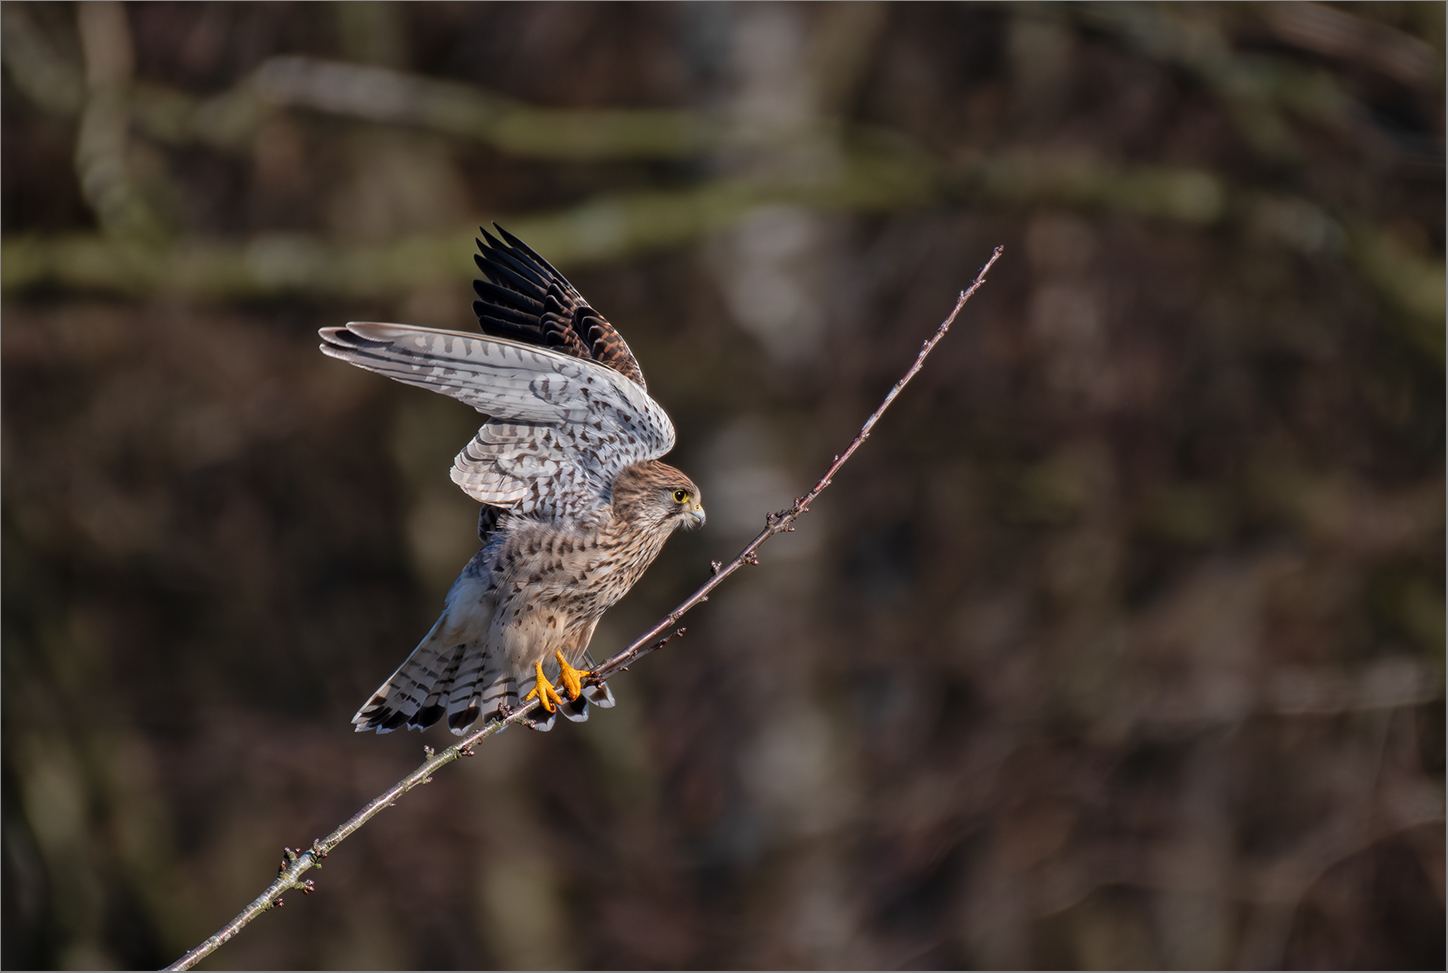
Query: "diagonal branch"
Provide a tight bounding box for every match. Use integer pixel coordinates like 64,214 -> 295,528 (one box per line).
163,245 -> 1003,972
593,246 -> 1004,680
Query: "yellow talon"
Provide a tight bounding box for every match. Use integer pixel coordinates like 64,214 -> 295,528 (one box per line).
524,661 -> 563,713
554,651 -> 591,701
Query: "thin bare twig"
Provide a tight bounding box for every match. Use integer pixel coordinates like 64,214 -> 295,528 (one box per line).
593,246 -> 1004,680
163,246 -> 1003,972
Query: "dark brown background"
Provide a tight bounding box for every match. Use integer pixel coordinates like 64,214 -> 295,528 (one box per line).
3,2 -> 1443,969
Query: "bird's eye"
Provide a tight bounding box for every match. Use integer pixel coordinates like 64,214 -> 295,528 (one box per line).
673,489 -> 690,503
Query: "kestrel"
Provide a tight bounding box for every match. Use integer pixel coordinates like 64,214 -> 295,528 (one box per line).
320,227 -> 704,733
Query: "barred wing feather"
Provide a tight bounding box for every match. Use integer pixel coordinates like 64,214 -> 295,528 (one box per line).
319,322 -> 675,520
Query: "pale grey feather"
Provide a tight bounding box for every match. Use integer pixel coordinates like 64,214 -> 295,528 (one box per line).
319,322 -> 675,521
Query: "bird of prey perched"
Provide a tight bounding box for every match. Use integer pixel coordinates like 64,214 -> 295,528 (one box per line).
320,226 -> 705,733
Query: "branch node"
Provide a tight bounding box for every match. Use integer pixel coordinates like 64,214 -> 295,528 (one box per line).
310,839 -> 328,860
709,559 -> 722,575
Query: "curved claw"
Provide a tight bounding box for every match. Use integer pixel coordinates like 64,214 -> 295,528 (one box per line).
554,651 -> 591,701
524,661 -> 563,713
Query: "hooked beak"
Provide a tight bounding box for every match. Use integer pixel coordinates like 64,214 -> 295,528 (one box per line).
686,504 -> 706,529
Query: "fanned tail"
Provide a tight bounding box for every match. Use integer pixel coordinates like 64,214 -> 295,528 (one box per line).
354,563 -> 496,734
352,613 -> 471,733
444,644 -> 520,734
355,629 -> 512,735
440,650 -> 617,734
352,576 -> 620,735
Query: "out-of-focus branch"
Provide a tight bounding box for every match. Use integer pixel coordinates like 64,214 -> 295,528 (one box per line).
73,1 -> 163,242
4,153 -> 1439,362
2,10 -> 1438,350
0,146 -> 938,297
9,7 -> 1434,166
1255,2 -> 1444,94
160,248 -> 1004,972
254,57 -> 727,159
129,56 -> 734,159
3,8 -> 1435,174
1072,2 -> 1441,163
3,39 -> 735,161
0,4 -> 85,115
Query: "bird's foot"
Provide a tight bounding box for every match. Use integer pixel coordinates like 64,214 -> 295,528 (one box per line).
553,651 -> 591,701
524,661 -> 563,713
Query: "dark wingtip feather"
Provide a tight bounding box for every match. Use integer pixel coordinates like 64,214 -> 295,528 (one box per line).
473,278 -> 545,316
493,222 -> 542,260
470,224 -> 648,387
479,225 -> 506,251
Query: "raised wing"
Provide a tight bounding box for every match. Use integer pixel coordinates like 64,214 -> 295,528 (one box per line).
319,322 -> 675,521
472,224 -> 648,390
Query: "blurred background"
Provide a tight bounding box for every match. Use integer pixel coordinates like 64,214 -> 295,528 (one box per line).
2,2 -> 1443,969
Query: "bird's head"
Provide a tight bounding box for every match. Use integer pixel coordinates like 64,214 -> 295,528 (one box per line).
614,461 -> 706,532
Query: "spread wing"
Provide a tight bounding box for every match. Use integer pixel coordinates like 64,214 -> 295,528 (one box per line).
472,224 -> 648,390
318,322 -> 675,521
